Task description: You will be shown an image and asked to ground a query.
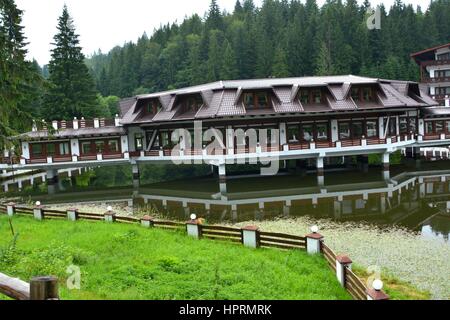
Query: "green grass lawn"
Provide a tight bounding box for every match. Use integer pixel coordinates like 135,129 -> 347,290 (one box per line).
0,215 -> 351,300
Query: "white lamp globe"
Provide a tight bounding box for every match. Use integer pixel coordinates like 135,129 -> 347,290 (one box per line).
373,279 -> 383,291
190,214 -> 197,220
107,206 -> 113,212
35,201 -> 41,206
310,225 -> 319,233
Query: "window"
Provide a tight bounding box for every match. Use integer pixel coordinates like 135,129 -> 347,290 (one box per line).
409,118 -> 417,134
437,52 -> 450,61
352,121 -> 363,138
46,144 -> 56,156
108,140 -> 119,153
59,142 -> 70,155
399,118 -> 408,134
302,124 -> 314,142
436,70 -> 450,78
366,121 -> 378,138
312,90 -> 322,104
351,88 -> 360,102
436,87 -> 450,95
160,131 -> 170,148
316,123 -> 328,140
81,142 -> 92,155
362,88 -> 372,101
435,121 -> 444,133
299,91 -> 309,104
352,87 -> 374,102
257,93 -> 269,108
425,122 -> 433,134
339,122 -> 351,140
287,125 -> 300,142
31,144 -> 43,156
135,134 -> 143,151
383,117 -> 397,136
95,141 -> 105,153
244,93 -> 255,109
446,121 -> 450,133
244,92 -> 271,109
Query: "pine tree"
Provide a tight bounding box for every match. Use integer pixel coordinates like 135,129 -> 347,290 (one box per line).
43,5 -> 99,120
0,0 -> 41,148
271,46 -> 290,78
221,40 -> 238,80
206,0 -> 223,31
315,41 -> 334,76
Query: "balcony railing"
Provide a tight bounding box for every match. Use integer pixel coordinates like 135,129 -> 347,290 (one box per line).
422,76 -> 450,83
12,133 -> 450,166
421,59 -> 450,67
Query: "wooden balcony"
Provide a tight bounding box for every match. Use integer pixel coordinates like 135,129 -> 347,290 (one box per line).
423,76 -> 450,83
421,59 -> 450,67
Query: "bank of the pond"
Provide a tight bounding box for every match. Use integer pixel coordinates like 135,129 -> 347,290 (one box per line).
0,215 -> 350,300
231,217 -> 449,300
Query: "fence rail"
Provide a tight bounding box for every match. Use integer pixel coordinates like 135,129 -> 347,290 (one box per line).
0,203 -> 389,301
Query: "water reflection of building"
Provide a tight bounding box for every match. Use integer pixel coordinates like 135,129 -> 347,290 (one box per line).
6,169 -> 449,241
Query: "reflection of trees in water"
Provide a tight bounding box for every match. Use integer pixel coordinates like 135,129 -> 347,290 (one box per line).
428,216 -> 450,241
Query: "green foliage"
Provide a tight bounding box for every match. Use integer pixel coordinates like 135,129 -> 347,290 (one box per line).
42,5 -> 99,120
88,0 -> 450,98
0,215 -> 352,300
0,0 -> 42,148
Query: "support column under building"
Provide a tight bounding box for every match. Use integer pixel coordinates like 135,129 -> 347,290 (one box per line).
132,163 -> 140,188
46,169 -> 58,195
382,152 -> 390,181
357,155 -> 369,173
316,157 -> 325,187
218,163 -> 226,183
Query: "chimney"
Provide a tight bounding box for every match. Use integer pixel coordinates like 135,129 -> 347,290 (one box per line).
32,121 -> 37,132
52,120 -> 58,130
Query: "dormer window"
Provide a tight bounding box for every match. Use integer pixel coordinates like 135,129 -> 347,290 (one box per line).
312,90 -> 322,104
243,92 -> 271,110
146,100 -> 162,115
183,95 -> 203,113
298,89 -> 323,104
299,90 -> 309,104
351,87 -> 374,102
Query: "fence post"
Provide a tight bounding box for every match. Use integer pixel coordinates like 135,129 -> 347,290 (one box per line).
30,276 -> 59,300
367,280 -> 389,301
67,208 -> 79,221
7,202 -> 16,217
241,226 -> 260,249
33,201 -> 43,221
104,206 -> 116,223
186,215 -> 202,239
141,215 -> 154,228
306,226 -> 323,254
336,255 -> 352,287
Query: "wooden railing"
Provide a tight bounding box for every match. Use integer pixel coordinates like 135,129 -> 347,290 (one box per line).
345,267 -> 368,300
0,273 -> 59,300
321,243 -> 337,272
259,231 -> 306,250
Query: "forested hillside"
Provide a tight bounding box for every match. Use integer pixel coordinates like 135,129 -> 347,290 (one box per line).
87,0 -> 450,98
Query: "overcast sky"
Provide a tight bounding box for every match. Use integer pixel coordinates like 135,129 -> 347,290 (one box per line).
16,0 -> 432,65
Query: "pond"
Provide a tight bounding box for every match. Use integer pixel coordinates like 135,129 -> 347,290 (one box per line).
1,162 -> 450,244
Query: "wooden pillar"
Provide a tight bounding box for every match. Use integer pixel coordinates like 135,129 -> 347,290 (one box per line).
30,276 -> 59,300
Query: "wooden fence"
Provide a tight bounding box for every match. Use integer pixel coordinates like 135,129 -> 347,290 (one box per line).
0,203 -> 389,301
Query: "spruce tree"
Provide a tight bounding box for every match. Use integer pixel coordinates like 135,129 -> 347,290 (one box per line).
271,46 -> 290,78
43,5 -> 99,120
0,0 -> 41,148
221,40 -> 238,80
